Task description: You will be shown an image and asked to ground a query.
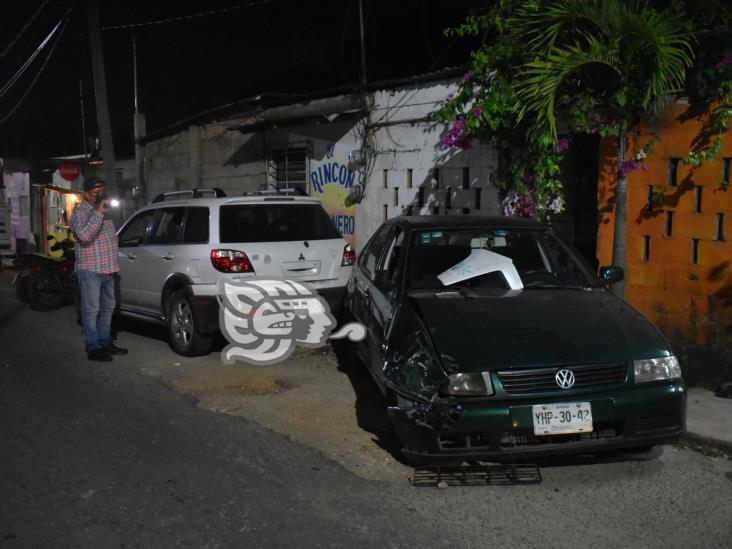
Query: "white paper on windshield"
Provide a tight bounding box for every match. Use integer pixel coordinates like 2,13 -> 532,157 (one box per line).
437,249 -> 524,290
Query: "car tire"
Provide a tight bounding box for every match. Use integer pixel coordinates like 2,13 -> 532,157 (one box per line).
332,307 -> 363,371
617,444 -> 664,461
167,289 -> 213,357
28,271 -> 65,311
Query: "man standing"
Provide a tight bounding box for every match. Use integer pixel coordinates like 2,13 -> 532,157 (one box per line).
71,178 -> 127,361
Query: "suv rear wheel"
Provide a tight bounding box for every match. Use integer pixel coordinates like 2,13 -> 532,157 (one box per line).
167,289 -> 213,356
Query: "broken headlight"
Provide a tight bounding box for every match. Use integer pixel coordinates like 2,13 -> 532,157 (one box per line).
445,372 -> 494,396
633,356 -> 681,383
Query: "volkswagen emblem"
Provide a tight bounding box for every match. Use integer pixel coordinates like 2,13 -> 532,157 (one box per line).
555,369 -> 575,389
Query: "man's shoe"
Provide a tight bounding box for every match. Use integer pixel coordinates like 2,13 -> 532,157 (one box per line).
88,348 -> 113,362
104,343 -> 128,356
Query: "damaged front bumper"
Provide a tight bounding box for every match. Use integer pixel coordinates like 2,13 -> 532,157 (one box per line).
388,382 -> 686,465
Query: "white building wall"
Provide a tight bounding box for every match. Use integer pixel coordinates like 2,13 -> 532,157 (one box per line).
144,132 -> 190,198
144,123 -> 267,200
141,76 -> 501,251
199,124 -> 265,195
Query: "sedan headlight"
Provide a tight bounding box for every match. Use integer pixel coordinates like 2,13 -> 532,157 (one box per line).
445,372 -> 494,396
633,356 -> 681,383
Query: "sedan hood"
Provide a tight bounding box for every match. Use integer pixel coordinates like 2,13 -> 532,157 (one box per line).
407,289 -> 670,372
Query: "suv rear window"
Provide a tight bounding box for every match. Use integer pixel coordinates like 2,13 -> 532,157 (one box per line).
219,204 -> 342,243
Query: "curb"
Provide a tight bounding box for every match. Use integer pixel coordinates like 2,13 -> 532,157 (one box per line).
681,432 -> 732,457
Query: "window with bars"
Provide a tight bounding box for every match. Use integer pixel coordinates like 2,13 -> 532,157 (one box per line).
271,147 -> 307,192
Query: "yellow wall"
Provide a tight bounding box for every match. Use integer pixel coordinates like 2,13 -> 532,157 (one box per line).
597,102 -> 732,348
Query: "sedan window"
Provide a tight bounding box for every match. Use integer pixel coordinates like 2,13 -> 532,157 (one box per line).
359,225 -> 391,278
376,227 -> 405,290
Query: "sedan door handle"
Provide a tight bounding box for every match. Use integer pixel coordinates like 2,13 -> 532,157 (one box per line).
161,253 -> 175,260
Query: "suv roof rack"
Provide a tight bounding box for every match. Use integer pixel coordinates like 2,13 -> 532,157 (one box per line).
151,188 -> 227,203
242,188 -> 308,197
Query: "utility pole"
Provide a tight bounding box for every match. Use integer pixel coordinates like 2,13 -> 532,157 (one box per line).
132,34 -> 146,205
345,0 -> 370,208
86,0 -> 117,199
79,80 -> 87,159
358,0 -> 367,86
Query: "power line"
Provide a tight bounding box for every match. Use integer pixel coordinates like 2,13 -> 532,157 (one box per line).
0,0 -> 52,61
0,16 -> 64,100
0,5 -> 74,126
100,0 -> 270,31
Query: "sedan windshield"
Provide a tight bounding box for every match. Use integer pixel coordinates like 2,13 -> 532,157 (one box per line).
406,228 -> 599,291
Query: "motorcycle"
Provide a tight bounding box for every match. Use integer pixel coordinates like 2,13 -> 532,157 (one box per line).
12,234 -> 78,311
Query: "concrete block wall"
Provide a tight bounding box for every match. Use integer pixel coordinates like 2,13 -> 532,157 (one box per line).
144,123 -> 266,200
199,124 -> 265,195
355,81 -> 500,250
144,133 -> 189,198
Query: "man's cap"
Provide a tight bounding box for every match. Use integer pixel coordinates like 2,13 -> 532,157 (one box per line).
83,177 -> 105,192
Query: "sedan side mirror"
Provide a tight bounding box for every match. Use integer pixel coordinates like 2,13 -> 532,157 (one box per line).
599,265 -> 624,285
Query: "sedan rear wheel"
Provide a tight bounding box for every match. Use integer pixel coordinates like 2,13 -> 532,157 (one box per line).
167,290 -> 213,356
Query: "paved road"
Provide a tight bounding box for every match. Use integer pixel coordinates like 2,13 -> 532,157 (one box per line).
1,272 -> 731,549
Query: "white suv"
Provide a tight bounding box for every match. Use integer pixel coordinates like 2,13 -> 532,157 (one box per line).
115,188 -> 355,356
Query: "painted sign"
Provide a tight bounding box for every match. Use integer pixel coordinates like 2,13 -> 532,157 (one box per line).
309,157 -> 357,245
59,162 -> 81,182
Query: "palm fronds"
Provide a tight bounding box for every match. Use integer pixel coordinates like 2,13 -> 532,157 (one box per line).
512,0 -> 696,141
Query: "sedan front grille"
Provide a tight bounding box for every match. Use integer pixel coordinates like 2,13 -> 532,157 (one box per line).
496,362 -> 628,395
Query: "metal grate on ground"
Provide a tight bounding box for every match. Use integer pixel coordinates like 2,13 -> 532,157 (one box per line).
411,463 -> 542,487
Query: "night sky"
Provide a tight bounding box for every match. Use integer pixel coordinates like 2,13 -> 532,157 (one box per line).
0,0 -> 478,160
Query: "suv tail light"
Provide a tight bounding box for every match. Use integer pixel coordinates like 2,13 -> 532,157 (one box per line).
210,249 -> 255,273
341,244 -> 356,266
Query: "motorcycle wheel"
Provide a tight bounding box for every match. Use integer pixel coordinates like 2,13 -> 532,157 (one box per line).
28,271 -> 65,311
15,273 -> 30,303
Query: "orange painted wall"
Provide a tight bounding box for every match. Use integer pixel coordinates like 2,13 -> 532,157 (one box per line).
597,102 -> 732,349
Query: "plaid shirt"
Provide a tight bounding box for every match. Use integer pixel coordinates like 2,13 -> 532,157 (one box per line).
71,200 -> 120,274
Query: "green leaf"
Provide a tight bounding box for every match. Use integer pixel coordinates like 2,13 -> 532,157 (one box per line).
615,90 -> 627,107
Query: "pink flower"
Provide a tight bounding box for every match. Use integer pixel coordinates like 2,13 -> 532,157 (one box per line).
558,138 -> 570,152
715,53 -> 732,71
472,107 -> 482,118
441,115 -> 470,149
619,159 -> 649,176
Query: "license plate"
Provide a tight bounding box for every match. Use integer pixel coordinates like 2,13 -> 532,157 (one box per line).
532,402 -> 593,435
